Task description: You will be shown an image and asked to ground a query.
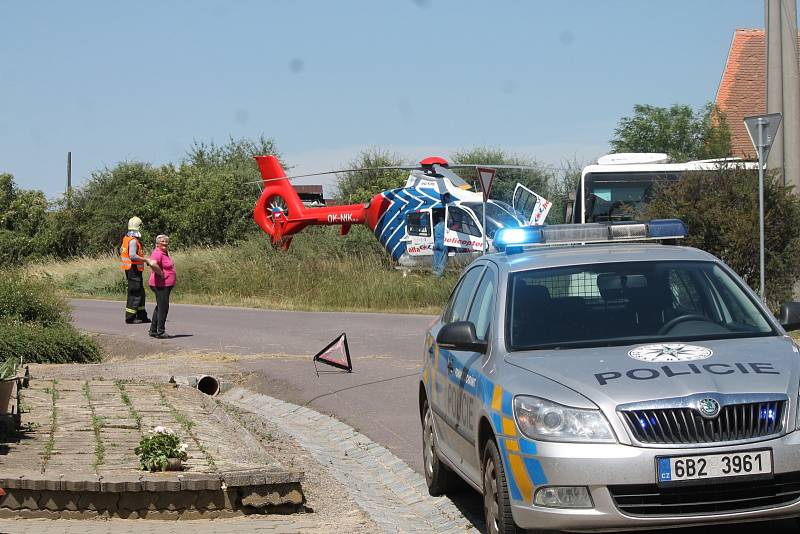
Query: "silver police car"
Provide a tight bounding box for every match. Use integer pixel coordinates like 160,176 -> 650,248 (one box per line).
419,220 -> 800,533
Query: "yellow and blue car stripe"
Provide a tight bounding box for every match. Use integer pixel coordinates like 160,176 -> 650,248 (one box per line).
481,380 -> 548,502
422,335 -> 547,503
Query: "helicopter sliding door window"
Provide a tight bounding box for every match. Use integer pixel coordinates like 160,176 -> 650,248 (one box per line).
405,211 -> 434,256
407,212 -> 431,237
444,206 -> 484,252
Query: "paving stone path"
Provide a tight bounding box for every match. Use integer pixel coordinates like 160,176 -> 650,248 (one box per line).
224,387 -> 479,534
2,379 -> 275,477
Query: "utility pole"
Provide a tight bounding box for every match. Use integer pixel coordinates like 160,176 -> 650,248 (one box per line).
765,0 -> 800,190
66,151 -> 72,208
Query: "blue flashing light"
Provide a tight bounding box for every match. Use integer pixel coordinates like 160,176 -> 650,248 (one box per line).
494,227 -> 543,251
495,218 -> 688,254
648,219 -> 688,239
759,408 -> 776,422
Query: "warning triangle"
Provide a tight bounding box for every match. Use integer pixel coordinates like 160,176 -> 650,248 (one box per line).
313,333 -> 352,373
475,167 -> 497,202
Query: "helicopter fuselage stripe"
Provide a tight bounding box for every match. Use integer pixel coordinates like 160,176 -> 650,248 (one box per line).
375,187 -> 441,260
384,191 -> 424,254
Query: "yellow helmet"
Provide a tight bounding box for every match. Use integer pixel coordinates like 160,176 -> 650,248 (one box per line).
127,216 -> 142,231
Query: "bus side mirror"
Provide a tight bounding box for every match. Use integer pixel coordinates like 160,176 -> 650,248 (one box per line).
564,192 -> 576,224
779,302 -> 800,332
436,321 -> 488,353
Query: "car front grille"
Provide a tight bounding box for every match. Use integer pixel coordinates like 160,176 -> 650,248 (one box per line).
609,472 -> 800,516
619,400 -> 786,445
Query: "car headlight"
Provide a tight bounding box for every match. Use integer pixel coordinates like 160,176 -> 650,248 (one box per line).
513,395 -> 616,443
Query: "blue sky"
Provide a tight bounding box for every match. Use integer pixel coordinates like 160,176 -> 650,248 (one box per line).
1,0 -> 768,197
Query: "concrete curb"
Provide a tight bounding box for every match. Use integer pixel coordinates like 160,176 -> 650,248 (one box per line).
223,387 -> 479,534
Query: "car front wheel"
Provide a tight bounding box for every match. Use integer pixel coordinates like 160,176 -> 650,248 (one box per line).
483,440 -> 554,534
422,399 -> 451,496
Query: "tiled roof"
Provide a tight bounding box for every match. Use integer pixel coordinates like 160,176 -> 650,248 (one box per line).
716,29 -> 800,158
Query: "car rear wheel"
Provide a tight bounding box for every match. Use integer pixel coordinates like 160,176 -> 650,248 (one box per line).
422,399 -> 451,496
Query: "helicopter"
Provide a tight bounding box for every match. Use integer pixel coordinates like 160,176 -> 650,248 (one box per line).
252,155 -> 552,269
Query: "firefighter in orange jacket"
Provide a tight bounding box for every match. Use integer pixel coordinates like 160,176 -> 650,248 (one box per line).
120,216 -> 154,324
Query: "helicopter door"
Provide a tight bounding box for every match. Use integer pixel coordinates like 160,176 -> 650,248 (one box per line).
404,210 -> 434,256
444,205 -> 484,252
512,183 -> 552,226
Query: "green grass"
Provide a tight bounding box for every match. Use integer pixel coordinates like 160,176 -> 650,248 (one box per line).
40,380 -> 59,474
30,228 -> 460,314
115,381 -> 142,432
83,381 -> 105,469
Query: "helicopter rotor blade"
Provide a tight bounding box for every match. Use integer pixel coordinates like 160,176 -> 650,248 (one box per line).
449,163 -> 543,170
242,165 -> 421,185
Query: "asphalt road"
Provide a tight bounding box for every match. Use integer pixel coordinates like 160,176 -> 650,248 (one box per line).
70,299 -> 800,534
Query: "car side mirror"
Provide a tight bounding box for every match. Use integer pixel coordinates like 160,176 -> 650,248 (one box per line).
436,321 -> 488,353
779,302 -> 800,332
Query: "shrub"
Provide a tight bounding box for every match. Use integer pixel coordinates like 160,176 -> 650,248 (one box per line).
0,273 -> 101,364
0,323 -> 100,364
644,165 -> 800,309
0,273 -> 69,326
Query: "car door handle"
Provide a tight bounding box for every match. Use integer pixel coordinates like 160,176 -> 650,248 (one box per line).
447,360 -> 454,373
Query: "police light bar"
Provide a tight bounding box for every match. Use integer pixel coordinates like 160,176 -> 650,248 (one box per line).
494,219 -> 687,253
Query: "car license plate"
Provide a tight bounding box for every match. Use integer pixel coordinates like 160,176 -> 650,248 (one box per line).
656,449 -> 772,485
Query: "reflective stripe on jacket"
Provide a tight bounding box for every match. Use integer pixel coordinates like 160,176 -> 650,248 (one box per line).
120,236 -> 144,271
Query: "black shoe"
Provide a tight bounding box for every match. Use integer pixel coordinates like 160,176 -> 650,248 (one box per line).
155,333 -> 171,339
125,319 -> 135,324
138,317 -> 152,323
129,318 -> 145,324
148,332 -> 157,338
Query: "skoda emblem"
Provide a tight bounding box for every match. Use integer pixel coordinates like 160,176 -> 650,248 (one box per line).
698,398 -> 721,419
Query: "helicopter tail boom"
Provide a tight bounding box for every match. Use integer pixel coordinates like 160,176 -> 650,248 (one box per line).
253,155 -> 372,248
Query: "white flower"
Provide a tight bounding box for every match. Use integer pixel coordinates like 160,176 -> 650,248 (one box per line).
178,442 -> 189,453
152,426 -> 175,435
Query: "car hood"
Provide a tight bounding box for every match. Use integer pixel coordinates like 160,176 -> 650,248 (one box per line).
504,336 -> 800,409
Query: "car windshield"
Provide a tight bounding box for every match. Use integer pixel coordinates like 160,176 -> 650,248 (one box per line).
507,260 -> 776,351
464,201 -> 522,238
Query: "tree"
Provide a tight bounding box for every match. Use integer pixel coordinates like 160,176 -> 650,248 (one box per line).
0,174 -> 49,263
336,147 -> 407,204
40,137 -> 282,256
610,103 -> 732,162
643,165 -> 800,310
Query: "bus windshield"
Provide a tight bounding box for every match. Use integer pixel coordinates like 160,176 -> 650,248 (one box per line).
582,172 -> 680,222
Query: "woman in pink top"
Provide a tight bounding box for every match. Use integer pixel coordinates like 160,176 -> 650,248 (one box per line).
148,234 -> 176,339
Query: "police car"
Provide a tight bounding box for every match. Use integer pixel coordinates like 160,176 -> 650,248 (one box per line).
419,219 -> 800,533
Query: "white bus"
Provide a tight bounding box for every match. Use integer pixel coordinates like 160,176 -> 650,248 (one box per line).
565,153 -> 756,224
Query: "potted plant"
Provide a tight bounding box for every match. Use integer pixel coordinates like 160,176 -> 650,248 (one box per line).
134,426 -> 189,471
0,358 -> 19,433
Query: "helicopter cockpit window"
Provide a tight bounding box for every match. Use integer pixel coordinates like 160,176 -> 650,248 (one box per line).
406,212 -> 431,237
464,202 -> 522,238
447,207 -> 481,237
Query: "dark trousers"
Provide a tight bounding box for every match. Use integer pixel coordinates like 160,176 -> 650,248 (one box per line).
125,268 -> 148,321
149,285 -> 173,335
